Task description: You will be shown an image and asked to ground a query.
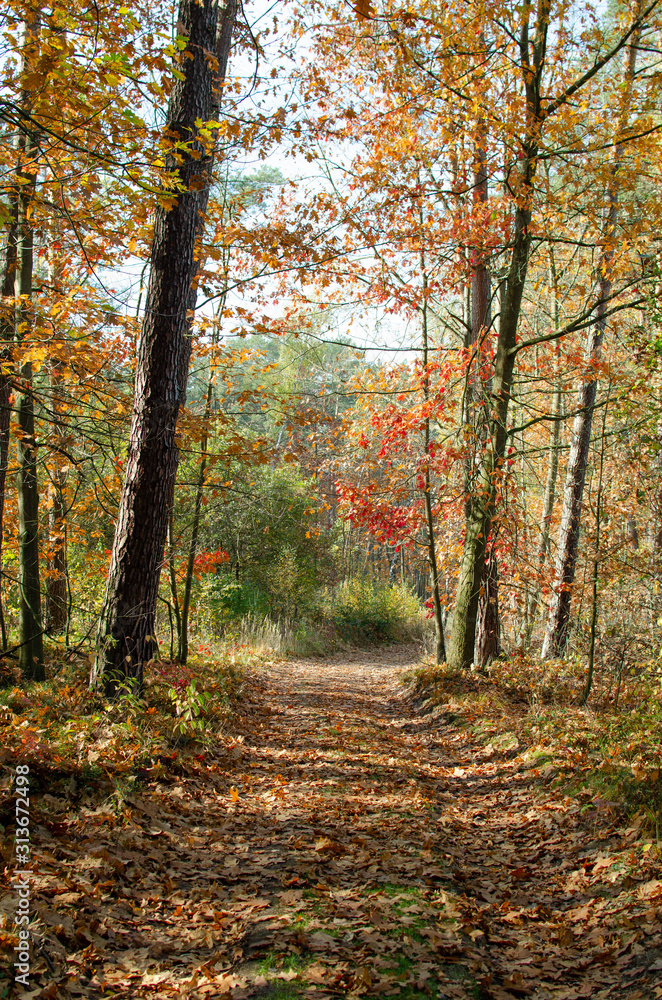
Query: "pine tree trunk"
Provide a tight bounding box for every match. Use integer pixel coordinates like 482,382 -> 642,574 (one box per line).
542,18 -> 640,659
93,0 -> 237,694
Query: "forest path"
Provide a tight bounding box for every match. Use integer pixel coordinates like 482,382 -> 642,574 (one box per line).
22,645 -> 662,999
208,644 -> 660,1000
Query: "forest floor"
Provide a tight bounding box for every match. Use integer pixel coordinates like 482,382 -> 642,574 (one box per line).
2,643 -> 662,999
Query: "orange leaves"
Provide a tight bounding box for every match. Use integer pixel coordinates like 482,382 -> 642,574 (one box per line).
188,548 -> 230,580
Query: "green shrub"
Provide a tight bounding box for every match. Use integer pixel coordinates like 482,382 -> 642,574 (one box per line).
323,579 -> 425,646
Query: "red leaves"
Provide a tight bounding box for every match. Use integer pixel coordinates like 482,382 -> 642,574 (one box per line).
191,547 -> 230,577
336,357 -> 464,548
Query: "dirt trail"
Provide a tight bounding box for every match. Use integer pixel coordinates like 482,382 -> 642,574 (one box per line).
15,645 -> 662,999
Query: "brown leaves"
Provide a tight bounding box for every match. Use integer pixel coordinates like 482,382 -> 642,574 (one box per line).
353,0 -> 374,20
2,646 -> 661,999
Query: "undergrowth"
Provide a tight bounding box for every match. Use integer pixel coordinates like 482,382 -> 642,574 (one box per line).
404,656 -> 662,837
0,643 -> 251,793
235,580 -> 428,656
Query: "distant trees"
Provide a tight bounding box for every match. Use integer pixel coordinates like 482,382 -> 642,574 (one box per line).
0,0 -> 661,689
283,0 -> 662,667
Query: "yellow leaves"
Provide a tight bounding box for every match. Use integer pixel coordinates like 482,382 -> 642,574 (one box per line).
15,344 -> 49,374
157,193 -> 178,211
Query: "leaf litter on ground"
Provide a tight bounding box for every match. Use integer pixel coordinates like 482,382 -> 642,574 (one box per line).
1,643 -> 661,999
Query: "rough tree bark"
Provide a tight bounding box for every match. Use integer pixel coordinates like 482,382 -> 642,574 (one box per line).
92,0 -> 237,694
541,13 -> 641,658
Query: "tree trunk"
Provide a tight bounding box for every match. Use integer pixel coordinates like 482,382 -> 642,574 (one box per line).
0,190 -> 19,651
167,512 -> 183,658
15,164 -> 44,679
469,98 -> 500,668
93,0 -> 237,694
179,364 -> 214,665
519,257 -> 563,648
45,246 -> 68,636
14,15 -> 44,679
45,455 -> 68,635
653,417 -> 662,559
542,18 -> 640,659
475,551 -> 500,667
419,205 -> 446,664
448,140 -> 538,668
523,376 -> 561,639
581,399 -> 609,705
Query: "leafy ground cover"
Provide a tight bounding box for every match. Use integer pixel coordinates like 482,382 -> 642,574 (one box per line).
1,645 -> 661,999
